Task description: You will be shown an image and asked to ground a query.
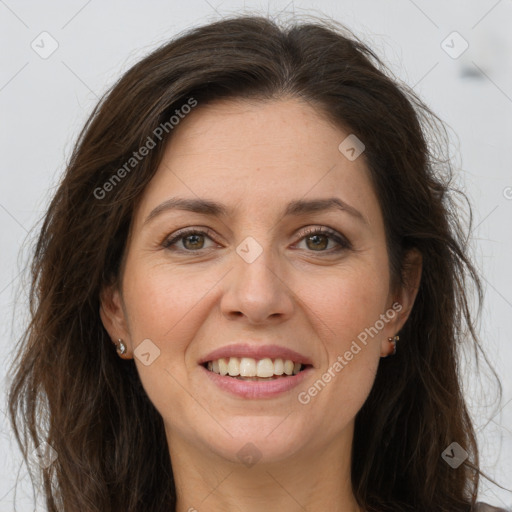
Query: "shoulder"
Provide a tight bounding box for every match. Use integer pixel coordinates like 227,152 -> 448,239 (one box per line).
474,502 -> 510,512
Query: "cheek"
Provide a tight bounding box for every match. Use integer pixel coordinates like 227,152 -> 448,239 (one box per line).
298,260 -> 390,348
297,278 -> 383,438
293,261 -> 387,413
120,263 -> 209,425
122,261 -> 214,342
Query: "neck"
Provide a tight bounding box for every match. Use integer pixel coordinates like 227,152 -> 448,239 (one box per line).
168,423 -> 362,512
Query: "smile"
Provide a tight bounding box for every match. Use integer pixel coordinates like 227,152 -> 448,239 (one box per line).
203,356 -> 308,380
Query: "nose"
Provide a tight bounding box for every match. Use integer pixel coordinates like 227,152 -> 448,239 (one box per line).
220,243 -> 295,325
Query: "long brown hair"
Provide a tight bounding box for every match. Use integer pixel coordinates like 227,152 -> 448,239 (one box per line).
8,14 -> 501,512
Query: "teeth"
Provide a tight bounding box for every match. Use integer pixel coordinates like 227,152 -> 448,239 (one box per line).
228,357 -> 240,376
205,356 -> 304,377
218,358 -> 229,376
256,358 -> 274,378
239,357 -> 256,377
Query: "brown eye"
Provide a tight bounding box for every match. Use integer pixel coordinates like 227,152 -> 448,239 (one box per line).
305,234 -> 329,251
296,227 -> 351,253
182,233 -> 205,250
163,228 -> 217,252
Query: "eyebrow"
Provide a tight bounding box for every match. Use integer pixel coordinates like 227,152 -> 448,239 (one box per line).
143,196 -> 367,225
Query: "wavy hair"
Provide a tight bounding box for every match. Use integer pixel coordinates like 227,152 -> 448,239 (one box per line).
8,14 -> 500,512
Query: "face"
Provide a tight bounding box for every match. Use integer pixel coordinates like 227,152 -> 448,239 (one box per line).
101,97 -> 418,466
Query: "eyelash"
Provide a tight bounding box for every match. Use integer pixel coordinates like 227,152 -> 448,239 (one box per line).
162,226 -> 352,254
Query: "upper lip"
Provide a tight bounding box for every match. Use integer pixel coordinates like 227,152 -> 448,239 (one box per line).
199,343 -> 313,366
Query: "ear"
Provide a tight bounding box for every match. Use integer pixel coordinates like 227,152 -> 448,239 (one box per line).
380,248 -> 423,357
395,248 -> 423,328
99,283 -> 132,359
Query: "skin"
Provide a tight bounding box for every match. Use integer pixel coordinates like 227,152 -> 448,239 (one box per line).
100,97 -> 422,512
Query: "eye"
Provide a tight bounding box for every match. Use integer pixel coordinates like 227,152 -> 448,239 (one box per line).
162,228 -> 218,252
295,227 -> 351,253
162,226 -> 351,254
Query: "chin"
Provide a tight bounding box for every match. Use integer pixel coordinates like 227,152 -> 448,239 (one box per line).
195,415 -> 314,465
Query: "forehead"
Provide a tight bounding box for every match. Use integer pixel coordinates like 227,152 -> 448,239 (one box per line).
135,97 -> 381,226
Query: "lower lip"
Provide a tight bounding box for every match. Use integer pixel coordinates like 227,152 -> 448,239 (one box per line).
200,365 -> 313,399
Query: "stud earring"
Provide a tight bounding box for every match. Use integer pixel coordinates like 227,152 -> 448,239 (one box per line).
387,335 -> 399,356
116,338 -> 127,355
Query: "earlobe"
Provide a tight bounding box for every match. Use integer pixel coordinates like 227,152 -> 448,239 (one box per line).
381,335 -> 399,358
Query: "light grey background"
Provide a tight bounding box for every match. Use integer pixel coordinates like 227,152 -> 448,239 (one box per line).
1,0 -> 511,510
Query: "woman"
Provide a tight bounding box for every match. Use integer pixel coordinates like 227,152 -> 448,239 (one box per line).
7,15 -> 509,512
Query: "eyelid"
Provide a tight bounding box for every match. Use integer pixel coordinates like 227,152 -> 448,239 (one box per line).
296,226 -> 352,250
162,225 -> 351,252
162,227 -> 220,249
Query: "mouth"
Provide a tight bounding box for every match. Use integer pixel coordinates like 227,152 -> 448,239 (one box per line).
202,357 -> 311,381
